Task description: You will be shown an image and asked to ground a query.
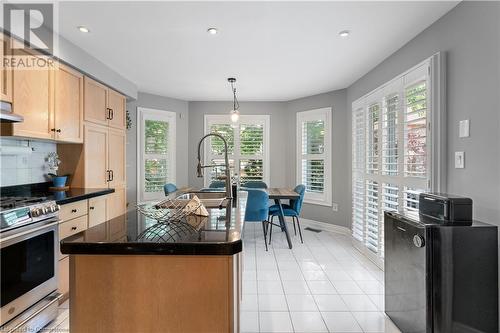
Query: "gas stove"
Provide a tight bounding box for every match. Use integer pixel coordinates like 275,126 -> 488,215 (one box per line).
0,196 -> 59,233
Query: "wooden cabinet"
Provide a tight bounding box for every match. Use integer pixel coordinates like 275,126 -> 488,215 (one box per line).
88,196 -> 107,228
108,128 -> 126,187
83,123 -> 109,188
84,76 -> 126,129
1,34 -> 12,102
58,256 -> 69,298
54,64 -> 83,143
107,89 -> 126,129
84,77 -> 107,125
8,48 -> 54,139
107,186 -> 126,220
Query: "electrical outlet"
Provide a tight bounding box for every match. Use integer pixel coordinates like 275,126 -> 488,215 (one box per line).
455,151 -> 465,168
332,203 -> 338,212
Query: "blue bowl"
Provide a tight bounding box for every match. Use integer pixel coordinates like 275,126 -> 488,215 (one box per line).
52,176 -> 67,188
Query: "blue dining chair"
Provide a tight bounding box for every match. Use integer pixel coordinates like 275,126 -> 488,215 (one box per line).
163,183 -> 178,196
241,181 -> 268,189
209,180 -> 226,189
244,189 -> 271,251
268,185 -> 305,244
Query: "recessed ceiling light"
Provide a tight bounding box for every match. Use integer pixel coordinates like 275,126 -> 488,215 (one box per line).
339,30 -> 350,38
207,27 -> 218,35
78,26 -> 90,33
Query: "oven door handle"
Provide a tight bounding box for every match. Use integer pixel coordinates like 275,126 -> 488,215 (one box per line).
0,220 -> 59,244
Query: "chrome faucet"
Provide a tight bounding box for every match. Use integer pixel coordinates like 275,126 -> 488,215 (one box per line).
197,133 -> 232,199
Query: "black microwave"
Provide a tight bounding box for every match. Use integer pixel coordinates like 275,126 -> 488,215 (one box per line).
419,192 -> 473,222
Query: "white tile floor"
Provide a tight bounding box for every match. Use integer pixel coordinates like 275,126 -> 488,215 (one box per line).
240,220 -> 402,333
44,219 -> 402,333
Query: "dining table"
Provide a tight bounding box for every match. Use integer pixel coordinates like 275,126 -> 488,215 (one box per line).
266,188 -> 300,249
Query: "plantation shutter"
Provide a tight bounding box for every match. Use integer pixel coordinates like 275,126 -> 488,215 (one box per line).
296,108 -> 332,206
138,108 -> 176,203
351,59 -> 436,260
204,115 -> 269,187
352,106 -> 365,242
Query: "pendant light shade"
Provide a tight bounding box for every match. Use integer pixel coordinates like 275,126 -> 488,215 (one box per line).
228,78 -> 240,123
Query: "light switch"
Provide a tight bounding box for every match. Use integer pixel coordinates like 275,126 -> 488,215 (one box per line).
455,151 -> 465,168
459,119 -> 470,138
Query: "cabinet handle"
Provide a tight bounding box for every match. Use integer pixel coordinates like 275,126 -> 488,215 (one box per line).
89,206 -> 95,210
56,129 -> 61,133
110,109 -> 114,120
71,226 -> 77,230
50,128 -> 56,132
106,108 -> 111,120
106,170 -> 111,182
110,170 -> 114,181
71,209 -> 77,213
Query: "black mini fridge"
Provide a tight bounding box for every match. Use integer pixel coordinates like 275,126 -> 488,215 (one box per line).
384,193 -> 498,333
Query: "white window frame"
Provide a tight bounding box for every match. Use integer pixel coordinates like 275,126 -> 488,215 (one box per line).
351,53 -> 446,267
203,114 -> 270,187
136,107 -> 176,203
296,107 -> 332,207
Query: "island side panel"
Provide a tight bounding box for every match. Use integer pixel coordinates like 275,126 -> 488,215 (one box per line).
69,255 -> 235,333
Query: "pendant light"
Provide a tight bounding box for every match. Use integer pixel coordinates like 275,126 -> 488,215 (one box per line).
228,77 -> 240,123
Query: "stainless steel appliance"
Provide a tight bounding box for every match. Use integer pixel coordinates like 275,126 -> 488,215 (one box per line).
0,101 -> 23,123
0,197 -> 61,332
384,193 -> 498,333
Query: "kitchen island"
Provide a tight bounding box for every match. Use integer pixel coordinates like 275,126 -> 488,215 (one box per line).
60,192 -> 246,333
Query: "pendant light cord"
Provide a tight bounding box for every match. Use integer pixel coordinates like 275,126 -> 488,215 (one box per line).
230,80 -> 240,111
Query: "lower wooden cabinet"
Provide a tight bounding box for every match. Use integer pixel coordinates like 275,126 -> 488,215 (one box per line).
89,196 -> 107,227
107,186 -> 126,220
58,256 -> 69,300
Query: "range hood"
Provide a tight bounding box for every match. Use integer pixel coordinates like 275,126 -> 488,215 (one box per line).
0,101 -> 23,123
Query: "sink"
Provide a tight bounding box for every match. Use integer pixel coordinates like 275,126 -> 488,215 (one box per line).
174,191 -> 228,208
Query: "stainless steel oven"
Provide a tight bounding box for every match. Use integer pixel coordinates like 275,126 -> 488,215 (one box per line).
1,208 -> 60,331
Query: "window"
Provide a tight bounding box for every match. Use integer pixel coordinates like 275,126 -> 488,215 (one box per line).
296,108 -> 332,206
351,54 -> 444,260
137,107 -> 176,203
204,115 -> 270,187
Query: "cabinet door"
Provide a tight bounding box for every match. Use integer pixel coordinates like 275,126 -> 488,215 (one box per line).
107,186 -> 126,220
58,256 -> 69,297
108,128 -> 126,187
84,77 -> 108,126
1,34 -> 12,102
107,89 -> 126,129
12,49 -> 54,139
55,64 -> 83,143
88,195 -> 107,228
84,124 -> 109,188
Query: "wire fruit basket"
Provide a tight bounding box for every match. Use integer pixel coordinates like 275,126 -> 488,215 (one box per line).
136,194 -> 208,243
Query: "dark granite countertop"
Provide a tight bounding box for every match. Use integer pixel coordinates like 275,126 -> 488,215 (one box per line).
60,192 -> 247,256
0,181 -> 114,205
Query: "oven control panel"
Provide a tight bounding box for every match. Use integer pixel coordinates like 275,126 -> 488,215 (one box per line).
0,202 -> 59,232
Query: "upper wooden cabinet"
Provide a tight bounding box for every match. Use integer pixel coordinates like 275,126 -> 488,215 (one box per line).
9,48 -> 54,140
55,64 -> 84,143
1,34 -> 13,102
84,76 -> 126,130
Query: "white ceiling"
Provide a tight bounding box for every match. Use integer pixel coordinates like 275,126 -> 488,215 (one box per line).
58,1 -> 458,101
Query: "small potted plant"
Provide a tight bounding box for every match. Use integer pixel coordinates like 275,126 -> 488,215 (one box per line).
46,152 -> 67,188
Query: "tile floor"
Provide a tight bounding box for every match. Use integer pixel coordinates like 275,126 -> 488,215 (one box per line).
239,221 -> 401,333
44,219 -> 402,333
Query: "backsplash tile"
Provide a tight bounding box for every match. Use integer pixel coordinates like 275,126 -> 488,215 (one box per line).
0,138 -> 56,187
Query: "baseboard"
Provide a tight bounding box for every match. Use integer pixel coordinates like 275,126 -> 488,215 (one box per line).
299,218 -> 351,235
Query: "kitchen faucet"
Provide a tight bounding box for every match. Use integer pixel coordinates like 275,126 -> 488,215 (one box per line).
196,133 -> 232,199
